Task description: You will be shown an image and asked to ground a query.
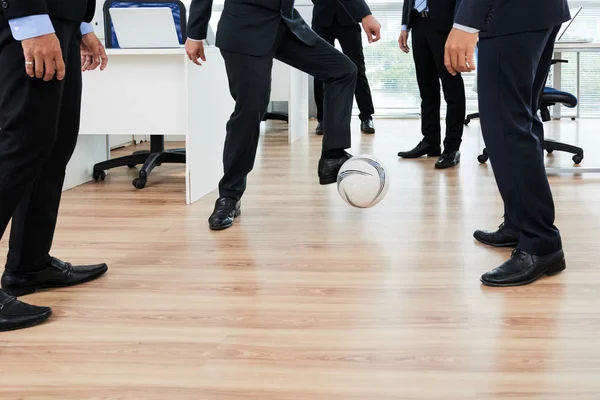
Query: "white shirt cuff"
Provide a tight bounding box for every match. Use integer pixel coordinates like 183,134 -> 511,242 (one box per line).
80,22 -> 94,36
453,23 -> 480,34
401,24 -> 408,31
187,37 -> 203,42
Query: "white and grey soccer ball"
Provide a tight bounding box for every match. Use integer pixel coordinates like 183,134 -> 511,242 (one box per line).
336,155 -> 389,208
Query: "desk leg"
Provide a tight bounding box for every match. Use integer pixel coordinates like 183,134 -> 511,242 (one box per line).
553,51 -> 562,119
288,68 -> 309,144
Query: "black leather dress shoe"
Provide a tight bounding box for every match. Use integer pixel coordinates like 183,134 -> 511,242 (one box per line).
481,248 -> 566,287
360,119 -> 375,134
398,140 -> 441,159
1,258 -> 108,297
318,151 -> 352,185
473,222 -> 520,247
0,290 -> 52,332
209,197 -> 241,230
315,122 -> 324,136
435,150 -> 460,169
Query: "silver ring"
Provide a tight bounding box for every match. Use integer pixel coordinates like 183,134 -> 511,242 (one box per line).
25,61 -> 33,65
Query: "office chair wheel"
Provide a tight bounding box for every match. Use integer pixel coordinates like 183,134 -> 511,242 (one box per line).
127,164 -> 137,168
93,170 -> 106,181
464,118 -> 471,126
546,149 -> 554,154
477,148 -> 489,164
573,154 -> 583,165
132,177 -> 147,189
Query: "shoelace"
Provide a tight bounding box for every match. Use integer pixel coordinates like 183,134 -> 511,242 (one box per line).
0,295 -> 16,311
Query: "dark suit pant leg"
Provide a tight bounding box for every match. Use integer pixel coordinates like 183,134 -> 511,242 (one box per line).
0,20 -> 82,273
478,27 -> 562,256
426,30 -> 465,151
275,34 -> 357,151
311,25 -> 336,124
335,24 -> 375,122
411,23 -> 441,147
219,50 -> 274,200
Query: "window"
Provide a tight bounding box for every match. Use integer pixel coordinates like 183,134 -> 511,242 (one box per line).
359,0 -> 600,118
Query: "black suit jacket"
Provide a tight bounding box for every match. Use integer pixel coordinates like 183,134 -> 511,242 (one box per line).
454,0 -> 570,37
188,0 -> 371,57
311,0 -> 357,28
1,0 -> 95,23
402,0 -> 457,32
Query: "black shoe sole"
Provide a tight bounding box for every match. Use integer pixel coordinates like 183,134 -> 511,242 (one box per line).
319,176 -> 337,185
209,209 -> 241,231
0,309 -> 52,332
435,155 -> 461,169
398,152 -> 441,159
480,258 -> 566,287
473,233 -> 518,248
361,129 -> 375,134
2,267 -> 108,297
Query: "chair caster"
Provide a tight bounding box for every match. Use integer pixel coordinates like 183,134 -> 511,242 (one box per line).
132,177 -> 147,189
127,164 -> 137,168
93,170 -> 106,181
573,154 -> 583,165
477,148 -> 489,164
464,118 -> 471,126
546,149 -> 554,154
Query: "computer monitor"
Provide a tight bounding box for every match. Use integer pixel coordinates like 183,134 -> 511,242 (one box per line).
109,7 -> 181,48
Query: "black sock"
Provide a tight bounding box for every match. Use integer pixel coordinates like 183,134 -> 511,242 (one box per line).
321,149 -> 345,159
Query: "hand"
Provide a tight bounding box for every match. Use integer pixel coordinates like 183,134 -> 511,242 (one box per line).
185,39 -> 206,66
398,30 -> 409,53
21,33 -> 65,81
444,28 -> 478,76
361,15 -> 381,43
81,32 -> 108,72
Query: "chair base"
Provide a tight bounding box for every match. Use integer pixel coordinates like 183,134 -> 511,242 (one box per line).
92,136 -> 186,189
477,139 -> 584,166
263,112 -> 289,122
464,112 -> 479,126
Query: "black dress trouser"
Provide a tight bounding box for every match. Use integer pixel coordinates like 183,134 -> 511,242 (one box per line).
478,26 -> 562,256
312,21 -> 374,123
0,16 -> 82,273
411,14 -> 465,151
219,20 -> 357,200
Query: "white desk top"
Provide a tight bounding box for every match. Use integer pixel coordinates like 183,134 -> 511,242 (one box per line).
105,47 -> 219,56
555,42 -> 600,52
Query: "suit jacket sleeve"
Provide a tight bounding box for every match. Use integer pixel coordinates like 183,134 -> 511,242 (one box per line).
1,0 -> 49,19
453,0 -> 493,31
187,0 -> 214,40
337,0 -> 371,22
401,0 -> 409,26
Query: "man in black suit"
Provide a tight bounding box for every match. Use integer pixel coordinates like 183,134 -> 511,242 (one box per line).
311,0 -> 376,135
0,0 -> 109,331
445,0 -> 571,286
397,0 -> 466,169
185,0 -> 382,230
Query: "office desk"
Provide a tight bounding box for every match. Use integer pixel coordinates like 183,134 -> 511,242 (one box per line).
552,42 -> 600,118
79,47 -> 309,204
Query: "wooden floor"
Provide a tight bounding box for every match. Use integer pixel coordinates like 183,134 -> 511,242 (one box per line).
2,118 -> 600,399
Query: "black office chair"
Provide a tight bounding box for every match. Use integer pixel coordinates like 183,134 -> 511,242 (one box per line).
470,59 -> 583,165
92,0 -> 187,189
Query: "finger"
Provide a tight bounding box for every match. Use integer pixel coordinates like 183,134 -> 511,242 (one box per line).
24,53 -> 34,78
187,51 -> 201,66
43,56 -> 55,81
90,44 -> 101,70
444,47 -> 456,75
467,47 -> 476,72
374,27 -> 381,42
82,55 -> 92,71
54,54 -> 66,80
99,45 -> 108,70
199,47 -> 206,62
34,52 -> 45,79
